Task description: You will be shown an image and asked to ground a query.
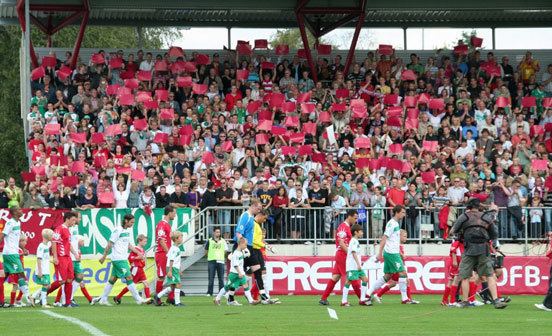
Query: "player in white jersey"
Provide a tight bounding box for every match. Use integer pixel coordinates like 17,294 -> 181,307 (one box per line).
214,237 -> 259,306
341,224 -> 371,306
33,229 -> 53,308
154,231 -> 185,306
91,214 -> 150,306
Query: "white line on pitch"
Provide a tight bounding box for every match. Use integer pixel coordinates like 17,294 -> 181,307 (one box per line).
40,310 -> 110,336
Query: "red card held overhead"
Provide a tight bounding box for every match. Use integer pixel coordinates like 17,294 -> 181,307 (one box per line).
351,99 -> 366,108
316,44 -> 332,55
192,83 -> 208,95
543,97 -> 552,108
453,44 -> 469,56
319,111 -> 331,123
137,70 -> 152,81
494,96 -> 509,108
386,117 -> 402,127
131,169 -> 146,181
355,158 -> 370,169
236,44 -> 252,55
421,171 -> 436,184
109,57 -> 123,69
153,132 -> 169,144
404,96 -> 418,107
271,126 -> 286,136
159,108 -> 175,120
254,39 -> 268,49
183,62 -> 197,73
387,106 -> 403,118
378,44 -> 394,56
106,84 -> 120,96
269,93 -> 285,108
418,93 -> 431,104
70,132 -> 87,144
116,167 -> 131,175
388,159 -> 403,171
257,119 -> 272,131
32,165 -> 46,176
383,94 -> 398,105
119,70 -> 135,80
297,92 -> 311,103
179,135 -> 192,146
401,70 -> 417,81
298,145 -> 313,156
104,124 -> 122,137
289,133 -> 305,144
222,140 -> 234,152
136,91 -> 152,103
42,55 -> 57,68
31,66 -> 45,81
143,100 -> 159,110
531,125 -> 545,136
62,176 -> 79,187
195,54 -> 210,65
98,192 -> 114,205
21,171 -> 36,182
90,132 -> 105,145
91,53 -> 105,64
154,60 -> 168,72
176,76 -> 193,87
179,124 -> 193,136
247,100 -> 262,114
124,78 -> 139,89
236,69 -> 249,81
407,108 -> 419,120
423,140 -> 439,152
282,101 -> 296,113
284,116 -> 299,128
133,118 -> 148,131
281,146 -> 297,156
261,62 -> 275,70
119,94 -> 135,106
71,161 -> 85,174
94,155 -> 107,168
428,98 -> 445,111
300,103 -> 315,114
521,96 -> 537,108
352,106 -> 367,119
44,123 -> 60,135
532,159 -> 548,171
275,44 -> 289,55
470,36 -> 483,48
335,89 -> 349,99
117,86 -> 132,97
168,46 -> 185,58
355,137 -> 371,149
57,66 -> 73,81
389,143 -> 403,154
302,122 -> 317,136
201,152 -> 215,165
255,133 -> 269,145
331,103 -> 347,112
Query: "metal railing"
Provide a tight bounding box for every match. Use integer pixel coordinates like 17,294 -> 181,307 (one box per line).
196,206 -> 552,255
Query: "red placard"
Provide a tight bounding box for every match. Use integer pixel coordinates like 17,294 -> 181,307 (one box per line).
31,66 -> 45,81
258,109 -> 273,121
401,70 -> 417,81
258,119 -> 272,132
261,62 -> 275,70
282,101 -> 296,113
133,119 -> 148,131
201,152 -> 215,165
269,93 -> 285,109
159,108 -> 175,120
352,105 -> 367,119
195,54 -> 210,65
271,126 -> 286,136
62,176 -> 79,187
119,94 -> 135,106
98,192 -> 114,205
131,169 -> 146,181
136,91 -> 152,103
236,44 -> 252,55
254,39 -> 268,49
453,44 -> 469,56
301,103 -> 315,114
222,140 -> 234,152
42,55 -> 57,67
179,124 -> 193,136
303,122 -> 317,136
281,146 -> 297,156
532,159 -> 548,171
90,133 -> 105,145
386,117 -> 402,127
284,116 -> 299,128
45,123 -> 61,135
21,171 -> 36,182
355,137 -> 371,149
106,84 -> 120,96
331,103 -> 347,112
496,96 -> 509,108
521,96 -> 537,108
177,76 -> 193,87
422,140 -> 439,152
124,78 -> 139,89
104,124 -> 122,137
275,44 -> 289,55
168,46 -> 185,58
192,83 -> 208,95
57,66 -> 73,81
247,100 -> 262,114
183,62 -> 197,73
237,69 -> 249,81
154,60 -> 169,72
155,89 -> 169,101
421,171 -> 436,183
71,161 -> 85,173
470,36 -> 483,47
70,133 -> 87,144
378,44 -> 394,56
428,98 -> 445,111
316,44 -> 331,55
289,133 -> 305,144
383,94 -> 398,105
335,89 -> 349,99
319,111 -> 331,123
543,97 -> 552,108
255,133 -> 269,145
404,96 -> 417,108
91,53 -> 105,64
137,70 -> 152,81
297,92 -> 311,103
389,143 -> 403,154
298,145 -> 313,156
387,106 -> 403,118
153,132 -> 169,144
407,108 -> 420,120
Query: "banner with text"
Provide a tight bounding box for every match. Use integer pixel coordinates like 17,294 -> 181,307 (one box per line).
265,256 -> 551,295
0,208 -> 195,257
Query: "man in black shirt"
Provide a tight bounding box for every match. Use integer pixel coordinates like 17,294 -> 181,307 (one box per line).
308,179 -> 328,239
170,185 -> 188,208
155,186 -> 171,208
0,179 -> 9,208
215,179 -> 235,239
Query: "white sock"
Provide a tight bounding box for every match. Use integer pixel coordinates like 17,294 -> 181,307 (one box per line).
60,287 -> 65,303
174,288 -> 181,304
71,281 -> 79,300
128,283 -> 142,302
41,290 -> 47,305
157,286 -> 172,299
399,277 -> 409,301
216,287 -> 227,300
342,284 -> 350,303
32,288 -> 41,299
20,285 -> 29,297
246,276 -> 253,289
361,282 -> 368,301
244,289 -> 253,303
367,277 -> 387,296
262,274 -> 271,298
101,283 -> 113,301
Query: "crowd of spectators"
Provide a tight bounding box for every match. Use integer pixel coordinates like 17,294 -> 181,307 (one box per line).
10,39 -> 552,242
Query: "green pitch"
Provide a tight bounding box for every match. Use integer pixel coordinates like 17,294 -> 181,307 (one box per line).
0,295 -> 549,335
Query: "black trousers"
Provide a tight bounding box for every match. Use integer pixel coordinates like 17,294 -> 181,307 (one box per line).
544,263 -> 552,309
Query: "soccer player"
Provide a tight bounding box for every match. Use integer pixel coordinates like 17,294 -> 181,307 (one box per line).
91,214 -> 150,306
155,206 -> 176,304
214,237 -> 258,306
251,226 -> 280,304
34,229 -> 54,308
441,238 -> 464,306
48,211 -> 78,307
319,209 -> 362,306
373,230 -> 419,304
234,199 -> 263,291
67,221 -> 93,305
366,205 -> 415,304
114,234 -> 150,304
154,231 -> 185,306
250,210 -> 272,304
8,235 -> 28,307
0,207 -> 33,307
341,224 -> 370,306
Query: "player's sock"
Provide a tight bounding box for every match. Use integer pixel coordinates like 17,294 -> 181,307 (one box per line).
16,290 -> 23,301
216,287 -> 227,301
41,287 -> 48,306
407,283 -> 412,300
367,276 -> 386,297
156,280 -> 164,295
64,282 -> 73,305
157,286 -> 172,298
168,287 -> 175,302
127,282 -> 142,302
321,279 -> 338,300
450,285 -> 458,304
244,289 -> 254,303
360,282 -> 368,301
71,281 -> 79,300
10,291 -> 16,305
341,283 -> 350,303
100,282 -> 114,301
251,281 -> 259,300
228,287 -> 235,302
80,285 -> 92,302
47,280 -> 61,294
376,283 -> 391,297
254,269 -> 267,300
442,285 -> 451,303
32,288 -> 41,300
0,277 -> 4,303
117,287 -> 129,299
56,287 -> 63,304
351,280 -> 362,299
398,277 -> 409,301
174,289 -> 181,304
262,274 -> 271,299
468,282 -> 477,302
143,286 -> 151,298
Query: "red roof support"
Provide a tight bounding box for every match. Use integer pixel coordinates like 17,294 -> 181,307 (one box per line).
295,0 -> 366,80
16,0 -> 89,69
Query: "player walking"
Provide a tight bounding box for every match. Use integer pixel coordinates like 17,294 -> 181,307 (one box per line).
155,206 -> 176,304
341,224 -> 371,306
34,229 -> 53,308
114,234 -> 150,304
154,231 -> 185,306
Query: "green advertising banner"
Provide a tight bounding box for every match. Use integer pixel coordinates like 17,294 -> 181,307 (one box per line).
76,208 -> 195,257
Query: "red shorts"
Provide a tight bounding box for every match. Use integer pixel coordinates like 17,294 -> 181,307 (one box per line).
155,253 -> 167,278
131,266 -> 147,283
332,253 -> 346,277
55,257 -> 74,281
8,274 -> 20,284
390,273 -> 399,282
448,266 -> 459,278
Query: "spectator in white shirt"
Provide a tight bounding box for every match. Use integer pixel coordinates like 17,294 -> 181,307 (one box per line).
447,178 -> 468,205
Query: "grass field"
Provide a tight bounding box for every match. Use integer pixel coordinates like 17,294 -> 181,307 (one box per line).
0,295 -> 549,335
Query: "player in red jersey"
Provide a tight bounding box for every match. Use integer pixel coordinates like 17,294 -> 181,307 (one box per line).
319,210 -> 363,306
155,206 -> 176,303
441,238 -> 464,306
48,212 -> 78,307
373,230 -> 419,304
114,234 -> 150,304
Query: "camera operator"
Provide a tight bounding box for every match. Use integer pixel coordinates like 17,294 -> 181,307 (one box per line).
450,198 -> 507,309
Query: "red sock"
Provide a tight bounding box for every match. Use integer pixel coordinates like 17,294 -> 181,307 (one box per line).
16,291 -> 22,301
251,281 -> 259,300
168,289 -> 175,301
64,282 -> 72,305
442,286 -> 451,303
144,286 -> 151,298
450,285 -> 458,303
47,281 -> 61,295
117,287 -> 129,299
376,284 -> 391,297
321,279 -> 338,300
10,291 -> 16,305
0,277 -> 4,303
351,280 -> 362,299
407,285 -> 412,299
468,282 -> 477,302
80,286 -> 92,302
156,280 -> 164,295
55,287 -> 63,303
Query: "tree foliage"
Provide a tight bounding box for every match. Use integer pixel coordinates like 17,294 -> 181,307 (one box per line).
269,28 -> 331,49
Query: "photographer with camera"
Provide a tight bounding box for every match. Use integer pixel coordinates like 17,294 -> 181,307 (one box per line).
450,198 -> 507,309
